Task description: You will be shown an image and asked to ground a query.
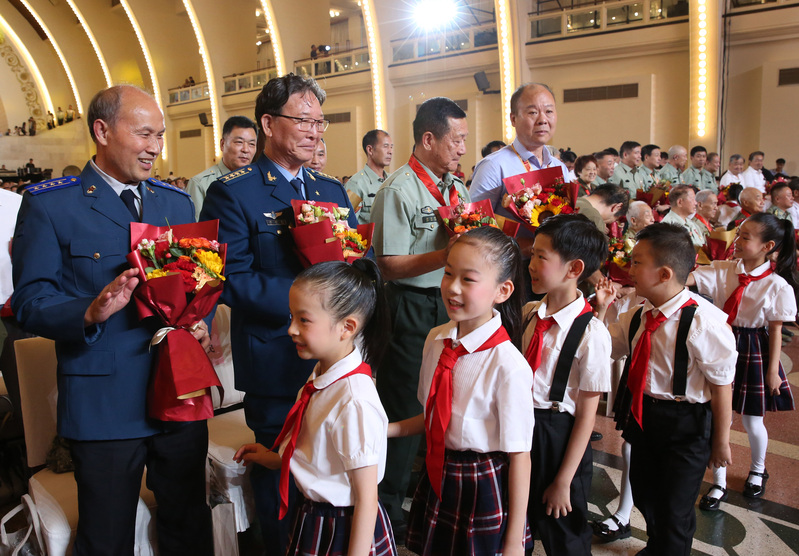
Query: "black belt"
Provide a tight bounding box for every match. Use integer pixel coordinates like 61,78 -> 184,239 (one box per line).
392,283 -> 440,297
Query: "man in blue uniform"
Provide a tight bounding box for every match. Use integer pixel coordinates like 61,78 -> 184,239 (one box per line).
201,73 -> 356,555
12,85 -> 213,556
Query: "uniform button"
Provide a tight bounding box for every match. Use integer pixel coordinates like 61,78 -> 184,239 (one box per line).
277,229 -> 282,235
93,252 -> 100,259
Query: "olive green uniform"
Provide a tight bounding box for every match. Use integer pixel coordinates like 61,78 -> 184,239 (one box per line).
347,164 -> 387,225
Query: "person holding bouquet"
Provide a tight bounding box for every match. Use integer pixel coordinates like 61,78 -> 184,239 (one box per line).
12,85 -> 213,555
201,73 -> 357,555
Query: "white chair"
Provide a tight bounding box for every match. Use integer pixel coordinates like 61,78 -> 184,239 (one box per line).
206,305 -> 256,537
15,337 -> 157,556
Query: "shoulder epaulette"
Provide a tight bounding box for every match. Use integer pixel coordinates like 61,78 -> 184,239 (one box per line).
307,168 -> 340,184
148,177 -> 190,197
219,165 -> 253,183
24,176 -> 80,195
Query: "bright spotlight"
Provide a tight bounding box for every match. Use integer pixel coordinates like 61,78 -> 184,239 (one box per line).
414,0 -> 459,31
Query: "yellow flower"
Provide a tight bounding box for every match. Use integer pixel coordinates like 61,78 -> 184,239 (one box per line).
146,268 -> 170,280
194,249 -> 225,280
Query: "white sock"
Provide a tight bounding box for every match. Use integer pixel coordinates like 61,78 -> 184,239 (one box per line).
742,414 -> 768,486
602,441 -> 634,530
707,466 -> 727,499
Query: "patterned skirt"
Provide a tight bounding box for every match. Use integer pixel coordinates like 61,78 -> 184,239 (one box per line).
732,326 -> 795,416
285,496 -> 397,556
406,450 -> 533,556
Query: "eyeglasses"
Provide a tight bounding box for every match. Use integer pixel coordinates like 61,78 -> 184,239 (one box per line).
272,114 -> 330,132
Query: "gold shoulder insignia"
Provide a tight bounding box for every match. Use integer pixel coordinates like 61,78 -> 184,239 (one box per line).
148,177 -> 190,197
25,176 -> 80,195
267,171 -> 277,182
220,166 -> 253,183
307,172 -> 316,181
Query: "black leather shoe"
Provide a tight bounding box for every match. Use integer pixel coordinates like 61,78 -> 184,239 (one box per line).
590,431 -> 603,442
699,484 -> 728,511
591,515 -> 631,543
743,470 -> 769,498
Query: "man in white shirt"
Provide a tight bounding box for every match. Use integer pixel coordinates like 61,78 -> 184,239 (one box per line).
741,151 -> 767,193
719,154 -> 745,188
186,115 -> 257,219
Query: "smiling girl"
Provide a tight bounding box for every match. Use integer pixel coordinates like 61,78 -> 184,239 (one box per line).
234,259 -> 397,556
389,226 -> 534,556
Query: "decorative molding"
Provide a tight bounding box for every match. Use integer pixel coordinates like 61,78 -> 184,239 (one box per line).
0,32 -> 46,128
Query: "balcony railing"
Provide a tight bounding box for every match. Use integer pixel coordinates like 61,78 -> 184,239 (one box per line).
529,0 -> 688,41
222,67 -> 278,95
390,21 -> 498,64
294,46 -> 370,79
167,82 -> 209,105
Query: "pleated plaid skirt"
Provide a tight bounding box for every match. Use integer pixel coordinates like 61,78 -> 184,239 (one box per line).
285,496 -> 397,556
732,326 -> 795,416
406,450 -> 533,556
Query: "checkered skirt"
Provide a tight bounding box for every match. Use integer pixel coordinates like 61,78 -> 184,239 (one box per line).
285,497 -> 397,556
406,450 -> 533,556
732,326 -> 795,416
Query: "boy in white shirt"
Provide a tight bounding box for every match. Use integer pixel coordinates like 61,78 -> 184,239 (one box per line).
523,214 -> 612,555
608,223 -> 737,556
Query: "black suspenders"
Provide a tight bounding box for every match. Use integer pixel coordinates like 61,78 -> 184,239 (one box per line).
613,304 -> 698,430
547,311 -> 594,410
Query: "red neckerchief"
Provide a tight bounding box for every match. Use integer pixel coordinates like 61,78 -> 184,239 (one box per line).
272,362 -> 373,519
425,325 -> 510,499
695,214 -> 713,233
408,155 -> 459,206
722,267 -> 773,325
524,299 -> 592,373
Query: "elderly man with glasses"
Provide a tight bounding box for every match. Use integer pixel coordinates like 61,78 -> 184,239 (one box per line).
201,73 -> 356,556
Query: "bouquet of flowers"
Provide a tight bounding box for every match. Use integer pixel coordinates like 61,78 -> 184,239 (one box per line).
636,179 -> 671,207
290,200 -> 373,266
126,220 -> 225,422
696,228 -> 736,265
605,235 -> 635,287
437,198 -> 519,237
501,167 -> 574,233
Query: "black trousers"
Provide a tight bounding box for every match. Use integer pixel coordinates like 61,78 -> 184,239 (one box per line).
527,410 -> 593,556
623,397 -> 712,556
376,283 -> 448,528
69,421 -> 213,556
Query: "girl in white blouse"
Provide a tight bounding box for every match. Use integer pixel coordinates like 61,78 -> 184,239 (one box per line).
689,213 -> 798,509
235,259 -> 397,556
389,227 -> 534,556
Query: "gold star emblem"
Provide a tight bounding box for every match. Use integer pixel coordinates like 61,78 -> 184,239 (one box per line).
267,171 -> 277,182
315,190 -> 320,196
86,185 -> 96,194
308,173 -> 316,181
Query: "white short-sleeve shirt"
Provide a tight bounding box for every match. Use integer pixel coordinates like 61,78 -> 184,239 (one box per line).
417,310 -> 534,454
691,260 -> 797,327
522,294 -> 612,415
609,289 -> 736,403
280,347 -> 388,507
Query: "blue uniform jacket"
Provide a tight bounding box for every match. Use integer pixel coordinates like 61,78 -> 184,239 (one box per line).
200,155 -> 357,409
11,162 -> 196,441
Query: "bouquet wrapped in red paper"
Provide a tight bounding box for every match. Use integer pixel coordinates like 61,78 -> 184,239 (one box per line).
696,228 -> 736,265
127,220 -> 225,422
437,198 -> 520,237
501,167 -> 574,233
606,235 -> 635,287
636,179 -> 672,207
290,200 -> 373,267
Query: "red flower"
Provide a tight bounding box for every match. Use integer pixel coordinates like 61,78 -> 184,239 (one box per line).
179,237 -> 213,250
164,256 -> 199,293
153,240 -> 172,263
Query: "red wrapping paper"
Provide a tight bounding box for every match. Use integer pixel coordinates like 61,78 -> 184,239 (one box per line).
289,200 -> 373,267
502,167 -> 570,234
127,221 -> 224,422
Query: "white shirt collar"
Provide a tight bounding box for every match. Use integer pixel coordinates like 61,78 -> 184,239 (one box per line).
435,309 -> 503,352
642,287 -> 692,320
512,137 -> 554,168
535,292 -> 587,329
735,259 -> 771,277
311,346 -> 365,389
90,159 -> 140,199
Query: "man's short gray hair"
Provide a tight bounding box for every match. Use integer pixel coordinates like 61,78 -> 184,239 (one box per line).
87,84 -> 151,142
695,190 -> 717,204
668,145 -> 686,159
628,200 -> 650,220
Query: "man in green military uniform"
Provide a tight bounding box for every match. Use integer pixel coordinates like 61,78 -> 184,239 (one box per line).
370,97 -> 469,539
592,149 -> 616,186
347,129 -> 393,224
661,185 -> 707,246
681,145 -> 718,193
612,141 -> 644,196
659,145 -> 687,185
640,144 -> 661,190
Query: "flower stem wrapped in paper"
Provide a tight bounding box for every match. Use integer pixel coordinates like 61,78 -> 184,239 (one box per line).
437,198 -> 519,237
696,228 -> 736,265
127,220 -> 225,422
501,167 -> 574,233
290,200 -> 373,267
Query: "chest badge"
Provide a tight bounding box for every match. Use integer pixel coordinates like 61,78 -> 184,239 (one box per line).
267,171 -> 277,182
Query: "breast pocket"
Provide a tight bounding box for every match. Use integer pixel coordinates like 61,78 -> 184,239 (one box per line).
70,239 -> 127,295
254,218 -> 289,270
410,214 -> 439,255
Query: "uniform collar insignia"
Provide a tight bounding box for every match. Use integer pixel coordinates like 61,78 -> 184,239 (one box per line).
267,171 -> 277,182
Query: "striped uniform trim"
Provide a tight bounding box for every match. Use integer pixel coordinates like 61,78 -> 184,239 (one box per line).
147,177 -> 190,197
219,166 -> 253,183
407,450 -> 533,556
732,326 -> 795,416
286,497 -> 397,556
24,176 -> 80,195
